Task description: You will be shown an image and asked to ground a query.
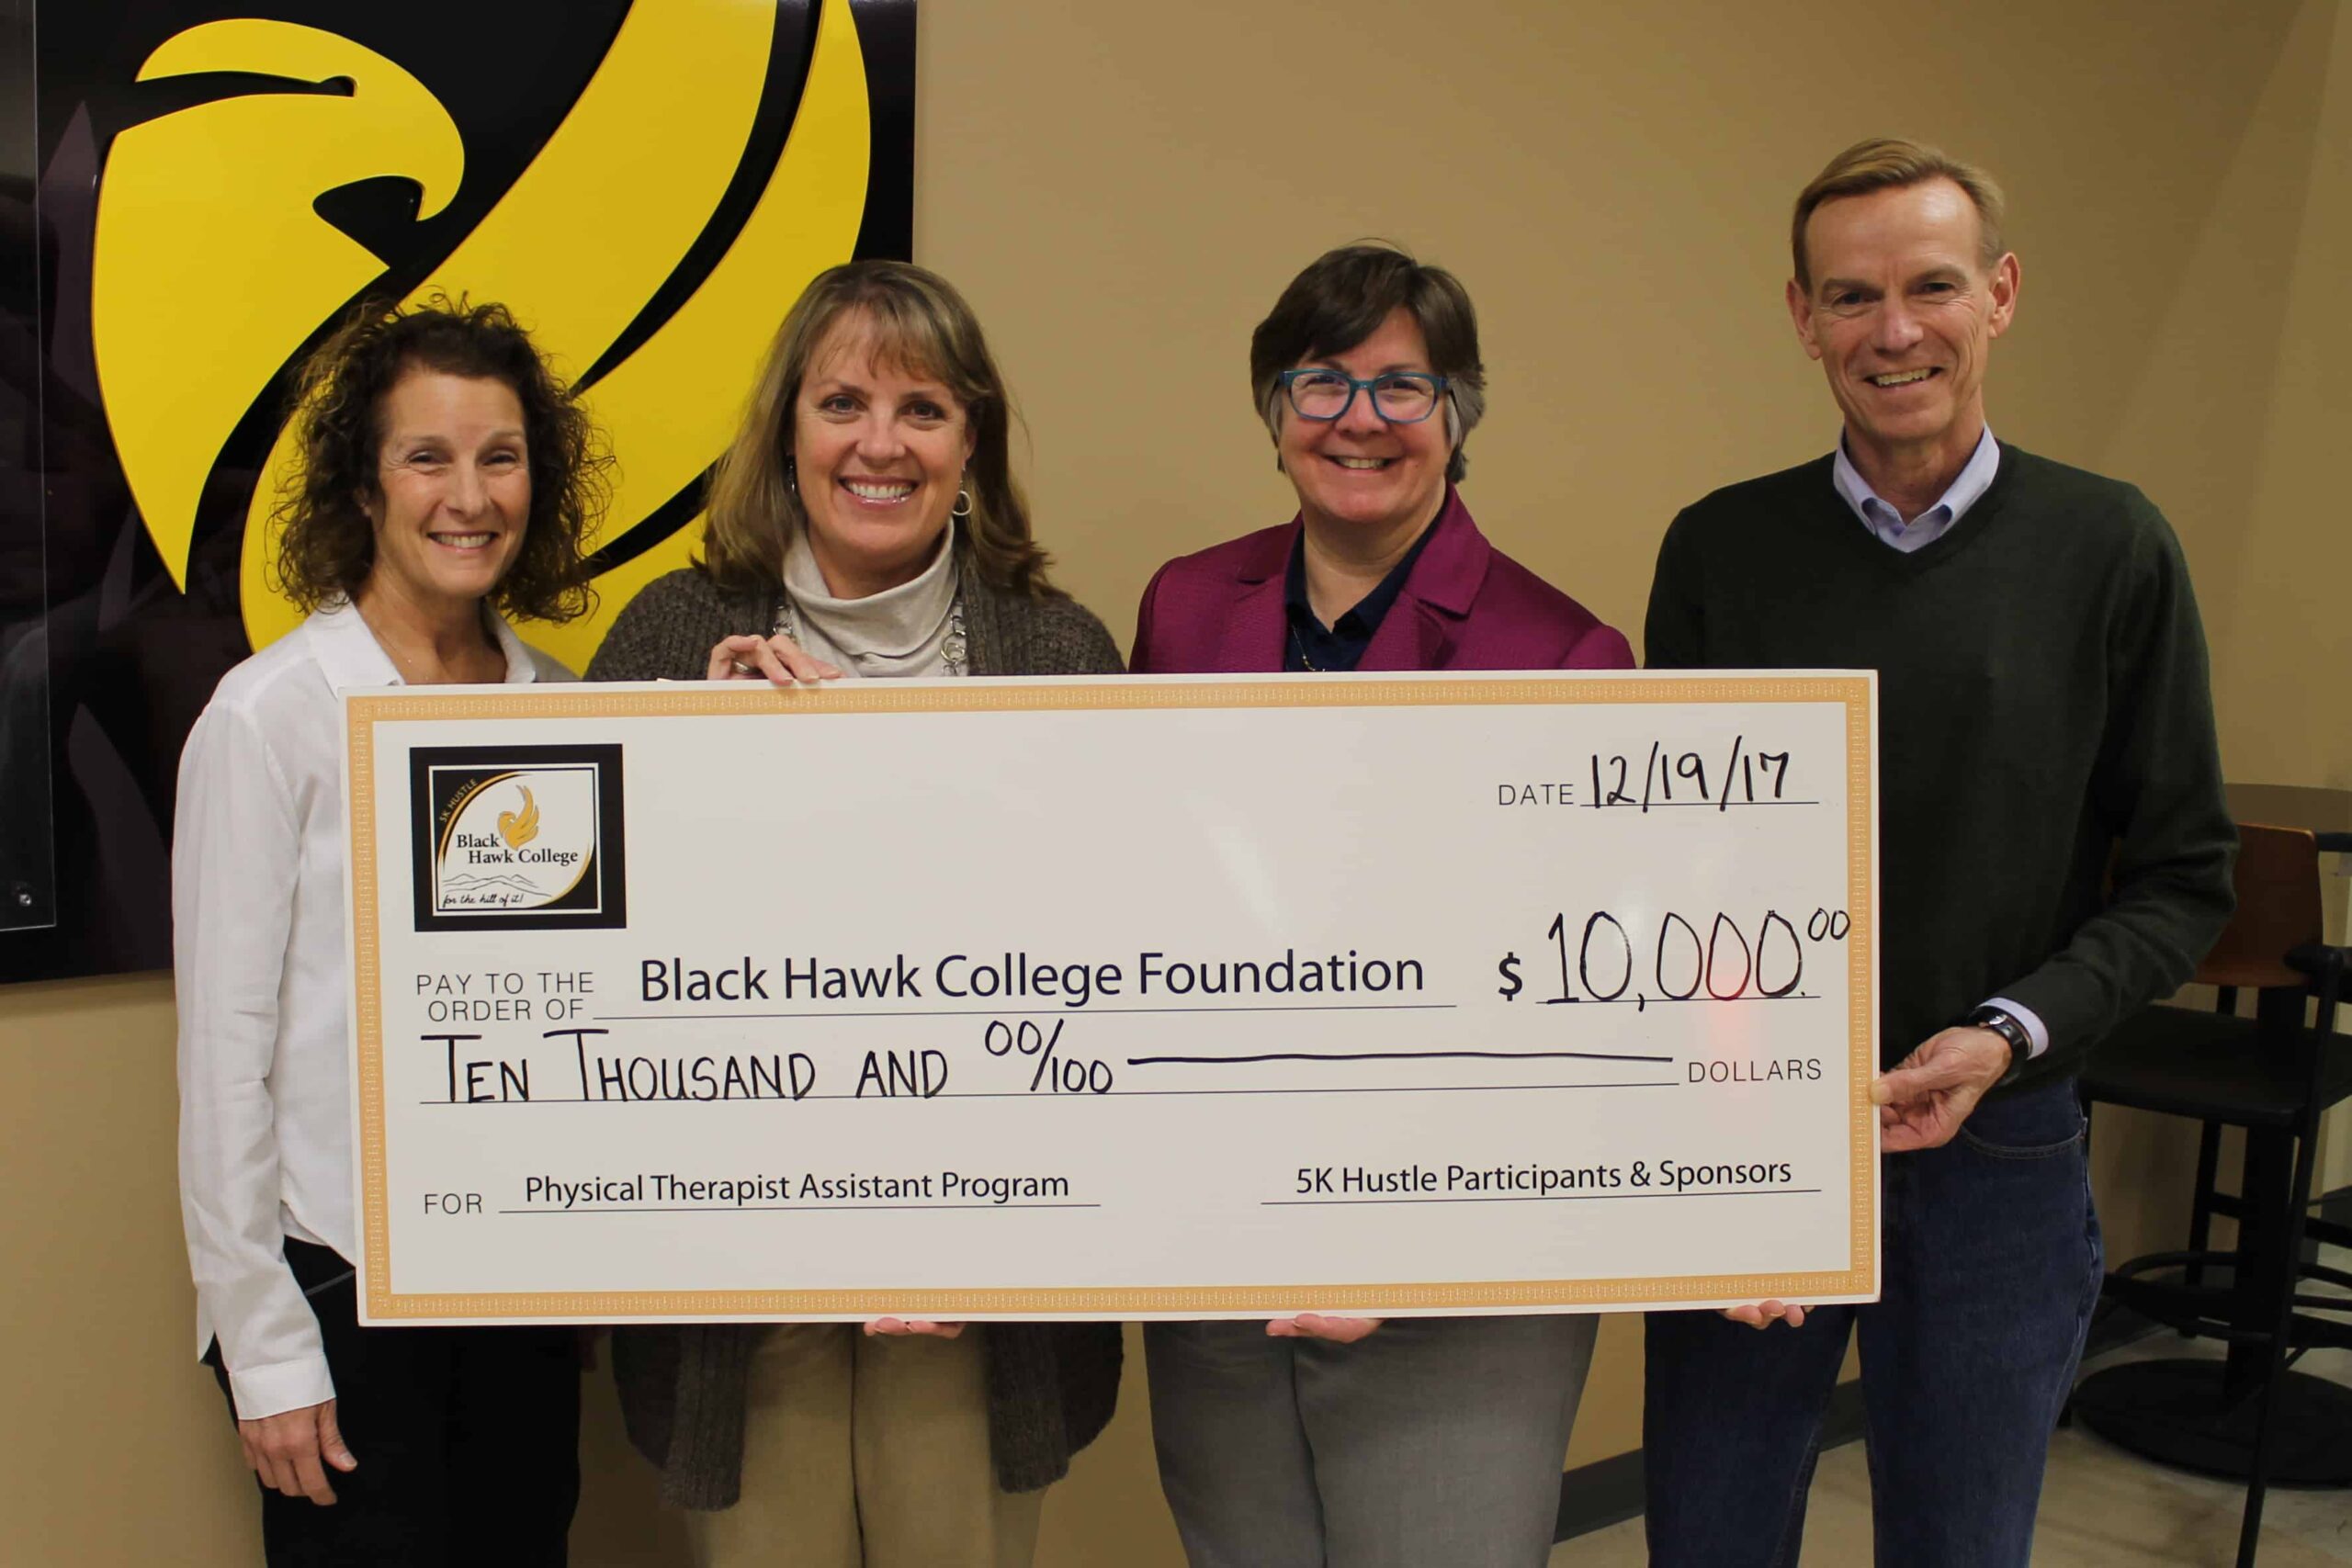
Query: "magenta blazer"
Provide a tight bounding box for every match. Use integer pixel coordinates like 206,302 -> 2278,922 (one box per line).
1130,488 -> 1634,674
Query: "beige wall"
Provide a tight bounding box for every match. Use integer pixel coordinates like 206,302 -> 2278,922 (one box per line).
924,0 -> 2346,800
7,2 -> 2346,1562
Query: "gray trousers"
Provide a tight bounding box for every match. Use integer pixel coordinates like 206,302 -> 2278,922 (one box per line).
1144,1314 -> 1597,1568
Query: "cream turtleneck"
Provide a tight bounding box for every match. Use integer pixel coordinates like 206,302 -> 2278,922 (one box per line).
779,528 -> 965,679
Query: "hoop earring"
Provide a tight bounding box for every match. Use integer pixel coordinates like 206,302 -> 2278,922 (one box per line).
951,488 -> 974,520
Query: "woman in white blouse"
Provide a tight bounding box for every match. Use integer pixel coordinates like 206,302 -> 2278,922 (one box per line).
175,298 -> 605,1565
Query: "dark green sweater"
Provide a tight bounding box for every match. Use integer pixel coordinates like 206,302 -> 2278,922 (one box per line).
1645,443 -> 2234,1091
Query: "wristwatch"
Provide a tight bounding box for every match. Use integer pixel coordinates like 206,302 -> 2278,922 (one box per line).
1966,1005 -> 2033,1087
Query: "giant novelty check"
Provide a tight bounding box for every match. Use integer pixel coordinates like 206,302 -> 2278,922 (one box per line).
345,672 -> 1880,1325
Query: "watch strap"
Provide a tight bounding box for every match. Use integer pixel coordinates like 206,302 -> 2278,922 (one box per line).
1967,1006 -> 2032,1086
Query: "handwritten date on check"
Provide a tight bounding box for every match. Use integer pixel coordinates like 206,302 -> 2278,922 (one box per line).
344,672 -> 1880,1325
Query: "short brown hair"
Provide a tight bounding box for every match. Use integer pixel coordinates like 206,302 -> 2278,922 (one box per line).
1249,243 -> 1486,486
1791,138 -> 2007,293
699,260 -> 1055,596
270,296 -> 605,622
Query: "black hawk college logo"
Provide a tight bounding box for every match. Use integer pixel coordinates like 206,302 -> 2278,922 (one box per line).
88,0 -> 915,669
410,746 -> 627,931
7,0 -> 912,982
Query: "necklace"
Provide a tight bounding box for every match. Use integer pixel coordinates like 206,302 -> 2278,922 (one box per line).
1288,622 -> 1326,672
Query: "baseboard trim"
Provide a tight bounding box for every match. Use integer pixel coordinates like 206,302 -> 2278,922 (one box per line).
1552,1444 -> 1645,1544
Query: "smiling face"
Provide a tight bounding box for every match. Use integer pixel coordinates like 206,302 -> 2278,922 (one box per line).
1276,307 -> 1453,547
1787,177 -> 2019,477
361,368 -> 530,616
791,312 -> 975,599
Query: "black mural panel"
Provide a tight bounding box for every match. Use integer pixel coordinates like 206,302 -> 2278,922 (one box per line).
2,0 -> 54,936
0,0 -> 916,982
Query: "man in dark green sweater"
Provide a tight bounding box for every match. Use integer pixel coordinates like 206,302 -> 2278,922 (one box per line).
1640,139 -> 2234,1568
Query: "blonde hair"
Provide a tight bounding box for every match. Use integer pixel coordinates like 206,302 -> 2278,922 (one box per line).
699,260 -> 1054,594
1791,138 -> 2007,292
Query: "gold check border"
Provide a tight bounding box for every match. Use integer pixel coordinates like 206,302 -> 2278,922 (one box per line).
348,674 -> 1878,1319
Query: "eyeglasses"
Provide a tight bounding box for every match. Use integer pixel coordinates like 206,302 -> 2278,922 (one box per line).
1276,368 -> 1450,424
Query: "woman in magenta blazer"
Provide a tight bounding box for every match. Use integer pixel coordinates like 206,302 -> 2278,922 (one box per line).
1130,243 -> 1632,1567
1132,245 -> 1630,681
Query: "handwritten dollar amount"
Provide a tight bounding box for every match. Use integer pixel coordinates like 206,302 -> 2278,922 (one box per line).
982,1018 -> 1114,1093
1496,908 -> 1850,1005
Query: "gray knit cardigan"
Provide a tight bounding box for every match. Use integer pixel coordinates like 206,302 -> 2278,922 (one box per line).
587,558 -> 1125,1510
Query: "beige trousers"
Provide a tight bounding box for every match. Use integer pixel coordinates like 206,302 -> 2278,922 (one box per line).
684,1323 -> 1042,1568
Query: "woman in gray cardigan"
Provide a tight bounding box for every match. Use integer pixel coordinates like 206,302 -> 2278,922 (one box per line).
588,261 -> 1122,1568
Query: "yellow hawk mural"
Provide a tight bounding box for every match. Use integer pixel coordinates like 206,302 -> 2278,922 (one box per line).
93,0 -> 888,669
1,0 -> 913,979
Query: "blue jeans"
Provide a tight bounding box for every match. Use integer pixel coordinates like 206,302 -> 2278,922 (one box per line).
1643,1077 -> 2102,1568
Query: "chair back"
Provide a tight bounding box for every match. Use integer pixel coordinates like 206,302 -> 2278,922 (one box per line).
2195,823 -> 2323,988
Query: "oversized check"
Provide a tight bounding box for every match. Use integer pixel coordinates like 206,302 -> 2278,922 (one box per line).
344,672 -> 1879,1324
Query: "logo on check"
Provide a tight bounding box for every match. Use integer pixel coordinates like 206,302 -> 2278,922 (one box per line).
410,745 -> 628,931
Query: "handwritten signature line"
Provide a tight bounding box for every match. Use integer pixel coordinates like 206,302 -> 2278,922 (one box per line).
1127,1049 -> 1674,1066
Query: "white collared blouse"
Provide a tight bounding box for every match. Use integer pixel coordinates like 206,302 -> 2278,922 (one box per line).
174,602 -> 569,1419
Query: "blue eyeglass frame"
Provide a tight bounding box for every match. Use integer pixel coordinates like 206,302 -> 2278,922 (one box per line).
1276,368 -> 1452,423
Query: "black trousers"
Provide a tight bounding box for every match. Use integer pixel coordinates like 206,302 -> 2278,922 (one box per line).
209,1239 -> 581,1567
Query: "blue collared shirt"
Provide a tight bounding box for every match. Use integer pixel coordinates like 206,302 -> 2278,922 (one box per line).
1831,425 -> 2000,551
1281,519 -> 1438,672
1827,423 -> 2048,1062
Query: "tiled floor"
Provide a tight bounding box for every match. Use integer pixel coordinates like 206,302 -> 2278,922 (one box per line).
1555,1339 -> 2352,1565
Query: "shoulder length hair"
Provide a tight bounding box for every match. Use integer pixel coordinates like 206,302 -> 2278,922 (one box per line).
699,260 -> 1056,595
270,295 -> 606,622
